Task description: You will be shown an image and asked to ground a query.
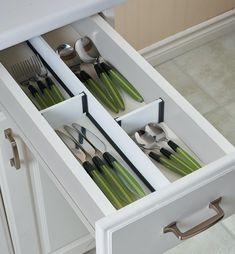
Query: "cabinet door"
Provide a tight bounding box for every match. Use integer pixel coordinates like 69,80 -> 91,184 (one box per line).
0,112 -> 94,254
0,190 -> 14,254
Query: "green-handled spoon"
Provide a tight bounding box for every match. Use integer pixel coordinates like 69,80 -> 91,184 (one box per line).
75,37 -> 125,111
79,70 -> 119,113
100,62 -> 144,102
56,43 -> 119,113
135,130 -> 194,174
146,123 -> 202,170
74,36 -> 144,104
149,152 -> 188,176
94,63 -> 125,110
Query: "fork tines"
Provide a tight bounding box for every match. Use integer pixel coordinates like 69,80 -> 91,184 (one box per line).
11,56 -> 40,83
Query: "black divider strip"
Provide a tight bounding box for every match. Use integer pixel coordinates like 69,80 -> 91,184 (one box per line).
81,92 -> 88,113
81,93 -> 155,192
26,41 -> 74,97
158,98 -> 165,123
86,112 -> 155,192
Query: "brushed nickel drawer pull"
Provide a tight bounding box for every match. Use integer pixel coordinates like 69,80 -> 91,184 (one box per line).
4,128 -> 21,170
163,197 -> 223,240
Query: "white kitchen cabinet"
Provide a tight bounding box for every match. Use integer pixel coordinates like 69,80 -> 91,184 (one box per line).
0,0 -> 235,254
0,189 -> 14,254
0,112 -> 94,254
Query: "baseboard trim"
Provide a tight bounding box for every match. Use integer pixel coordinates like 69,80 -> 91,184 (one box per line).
139,9 -> 235,66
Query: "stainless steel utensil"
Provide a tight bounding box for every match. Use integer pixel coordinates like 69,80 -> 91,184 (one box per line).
31,56 -> 65,103
71,123 -> 146,198
11,59 -> 49,109
145,123 -> 201,170
55,130 -> 125,209
75,37 -> 125,110
135,130 -> 194,174
56,44 -> 119,113
75,36 -> 144,103
64,124 -> 137,203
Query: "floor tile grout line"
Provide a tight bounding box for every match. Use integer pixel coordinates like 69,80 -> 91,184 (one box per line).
220,222 -> 235,241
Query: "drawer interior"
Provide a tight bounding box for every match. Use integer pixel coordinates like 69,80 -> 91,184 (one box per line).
0,43 -> 73,111
40,93 -> 159,210
39,15 -> 234,178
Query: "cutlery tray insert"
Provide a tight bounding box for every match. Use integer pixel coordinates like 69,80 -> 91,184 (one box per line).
116,99 -> 229,182
41,93 -> 156,207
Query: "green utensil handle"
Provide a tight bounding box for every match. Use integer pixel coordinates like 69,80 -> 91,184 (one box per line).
80,71 -> 119,113
37,80 -> 56,106
93,156 -> 135,204
101,62 -> 144,103
168,140 -> 201,169
103,152 -> 146,198
94,64 -> 125,111
83,161 -> 125,209
28,85 -> 47,110
149,152 -> 188,176
46,77 -> 65,103
160,148 -> 194,173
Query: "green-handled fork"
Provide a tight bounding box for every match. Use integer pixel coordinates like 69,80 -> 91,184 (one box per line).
31,56 -> 66,103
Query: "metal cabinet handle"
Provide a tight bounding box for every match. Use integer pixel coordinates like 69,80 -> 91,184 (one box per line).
163,197 -> 224,240
4,128 -> 21,170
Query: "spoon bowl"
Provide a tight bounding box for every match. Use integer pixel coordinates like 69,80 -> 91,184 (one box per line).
145,123 -> 168,142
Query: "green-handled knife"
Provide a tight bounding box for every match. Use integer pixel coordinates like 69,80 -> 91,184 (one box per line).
71,123 -> 146,199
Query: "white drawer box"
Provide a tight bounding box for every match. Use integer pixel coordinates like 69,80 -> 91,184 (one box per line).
0,5 -> 235,254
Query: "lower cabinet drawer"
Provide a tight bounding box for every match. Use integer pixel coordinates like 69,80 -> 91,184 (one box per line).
0,14 -> 234,254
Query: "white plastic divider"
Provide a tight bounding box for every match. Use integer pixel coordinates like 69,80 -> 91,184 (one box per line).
116,99 -> 162,135
71,15 -> 234,163
42,94 -> 170,191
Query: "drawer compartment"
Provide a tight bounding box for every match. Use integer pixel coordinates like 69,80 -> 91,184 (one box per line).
0,13 -> 235,254
0,43 -> 72,111
41,93 -> 154,207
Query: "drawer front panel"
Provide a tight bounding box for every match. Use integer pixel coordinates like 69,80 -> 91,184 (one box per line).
96,152 -> 235,254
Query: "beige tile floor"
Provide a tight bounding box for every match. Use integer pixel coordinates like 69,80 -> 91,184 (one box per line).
86,32 -> 235,254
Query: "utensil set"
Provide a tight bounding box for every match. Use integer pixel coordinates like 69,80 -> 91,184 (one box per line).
134,123 -> 202,176
56,37 -> 144,113
11,56 -> 65,110
56,123 -> 146,209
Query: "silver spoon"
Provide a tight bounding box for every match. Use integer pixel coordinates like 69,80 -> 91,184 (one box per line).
56,43 -> 119,113
135,130 -> 194,174
75,36 -> 144,103
56,43 -> 82,74
75,37 -> 125,110
145,123 -> 201,169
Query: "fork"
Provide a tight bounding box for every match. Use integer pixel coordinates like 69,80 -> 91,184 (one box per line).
11,59 -> 48,110
31,56 -> 66,103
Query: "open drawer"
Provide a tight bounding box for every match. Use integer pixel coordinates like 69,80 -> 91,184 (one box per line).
0,12 -> 235,254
